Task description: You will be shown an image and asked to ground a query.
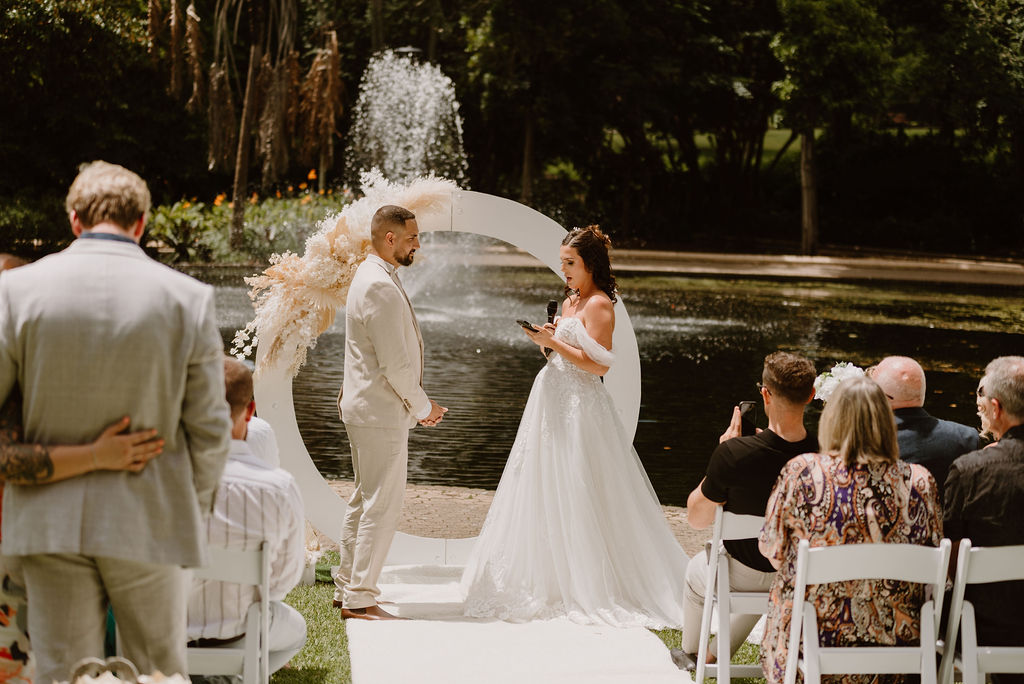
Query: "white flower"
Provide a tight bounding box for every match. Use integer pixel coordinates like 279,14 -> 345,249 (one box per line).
814,362 -> 865,403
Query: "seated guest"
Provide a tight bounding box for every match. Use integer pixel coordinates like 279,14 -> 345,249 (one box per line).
759,375 -> 942,684
673,352 -> 817,671
945,356 -> 1024,684
187,359 -> 306,674
245,416 -> 280,468
871,355 -> 979,499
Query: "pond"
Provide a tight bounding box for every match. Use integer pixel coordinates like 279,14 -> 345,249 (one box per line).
213,235 -> 1024,507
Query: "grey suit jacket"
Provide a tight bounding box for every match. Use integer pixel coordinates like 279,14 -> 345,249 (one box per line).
895,406 -> 979,497
0,237 -> 232,566
339,255 -> 429,429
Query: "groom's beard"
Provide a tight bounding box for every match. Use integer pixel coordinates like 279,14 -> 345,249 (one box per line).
396,249 -> 415,266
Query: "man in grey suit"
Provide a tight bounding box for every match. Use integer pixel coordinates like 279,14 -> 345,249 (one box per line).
333,205 -> 447,621
871,355 -> 979,496
0,161 -> 232,681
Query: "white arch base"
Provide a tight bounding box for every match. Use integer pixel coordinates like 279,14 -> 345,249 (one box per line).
255,190 -> 642,566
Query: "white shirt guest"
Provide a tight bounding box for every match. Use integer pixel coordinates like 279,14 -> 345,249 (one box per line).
187,359 -> 306,673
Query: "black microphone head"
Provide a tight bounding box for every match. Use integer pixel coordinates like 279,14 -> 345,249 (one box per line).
546,299 -> 558,320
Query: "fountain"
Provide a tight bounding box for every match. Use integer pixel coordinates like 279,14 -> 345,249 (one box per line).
344,49 -> 468,185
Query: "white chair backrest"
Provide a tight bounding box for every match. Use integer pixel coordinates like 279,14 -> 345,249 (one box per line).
939,540 -> 1024,684
695,507 -> 770,683
188,543 -> 270,684
717,510 -> 766,541
193,546 -> 266,585
785,538 -> 951,684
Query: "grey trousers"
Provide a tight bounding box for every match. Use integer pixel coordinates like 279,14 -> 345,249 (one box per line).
20,553 -> 187,684
334,424 -> 409,609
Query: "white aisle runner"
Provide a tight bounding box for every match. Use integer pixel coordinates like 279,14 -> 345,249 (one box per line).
346,564 -> 693,683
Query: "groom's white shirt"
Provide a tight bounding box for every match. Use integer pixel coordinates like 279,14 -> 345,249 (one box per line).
340,254 -> 430,428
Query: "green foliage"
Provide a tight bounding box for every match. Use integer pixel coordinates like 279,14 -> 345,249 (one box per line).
148,200 -> 220,263
772,0 -> 894,128
0,0 -> 209,201
0,193 -> 69,258
147,191 -> 353,264
3,0 -> 1024,257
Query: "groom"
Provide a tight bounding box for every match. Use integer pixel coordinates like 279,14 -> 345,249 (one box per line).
333,205 -> 447,620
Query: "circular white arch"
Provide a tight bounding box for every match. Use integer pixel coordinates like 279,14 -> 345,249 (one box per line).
255,190 -> 642,552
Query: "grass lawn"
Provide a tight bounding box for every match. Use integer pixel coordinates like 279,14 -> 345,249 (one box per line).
276,553 -> 764,684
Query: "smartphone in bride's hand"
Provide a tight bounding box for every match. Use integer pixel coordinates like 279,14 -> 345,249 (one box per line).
516,319 -> 540,332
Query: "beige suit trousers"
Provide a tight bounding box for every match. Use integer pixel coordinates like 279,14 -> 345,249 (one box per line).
334,424 -> 409,609
681,549 -> 775,656
21,553 -> 187,683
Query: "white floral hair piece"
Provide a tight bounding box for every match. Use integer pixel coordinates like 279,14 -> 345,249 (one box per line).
232,170 -> 458,378
813,362 -> 866,403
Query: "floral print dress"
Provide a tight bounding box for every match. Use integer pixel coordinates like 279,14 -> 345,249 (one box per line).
759,453 -> 942,684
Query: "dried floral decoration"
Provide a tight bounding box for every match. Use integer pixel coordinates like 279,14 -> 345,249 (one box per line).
232,171 -> 457,378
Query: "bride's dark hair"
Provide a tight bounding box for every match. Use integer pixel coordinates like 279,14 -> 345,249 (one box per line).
562,225 -> 617,303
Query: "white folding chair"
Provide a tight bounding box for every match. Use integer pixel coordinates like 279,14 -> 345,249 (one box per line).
784,538 -> 951,684
188,543 -> 271,684
939,540 -> 1024,684
695,507 -> 771,683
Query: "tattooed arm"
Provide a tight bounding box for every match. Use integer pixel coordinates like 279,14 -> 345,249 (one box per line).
0,390 -> 164,485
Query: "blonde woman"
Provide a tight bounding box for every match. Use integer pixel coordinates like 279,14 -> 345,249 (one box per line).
758,375 -> 942,684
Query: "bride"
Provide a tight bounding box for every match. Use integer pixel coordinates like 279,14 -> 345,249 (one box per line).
461,225 -> 689,628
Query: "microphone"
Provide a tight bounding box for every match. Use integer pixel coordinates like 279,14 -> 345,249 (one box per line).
543,299 -> 558,358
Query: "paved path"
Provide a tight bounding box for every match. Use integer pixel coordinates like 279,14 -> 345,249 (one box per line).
473,247 -> 1024,287
323,480 -> 710,558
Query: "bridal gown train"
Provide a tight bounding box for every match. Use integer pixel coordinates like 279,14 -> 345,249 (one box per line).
461,316 -> 690,628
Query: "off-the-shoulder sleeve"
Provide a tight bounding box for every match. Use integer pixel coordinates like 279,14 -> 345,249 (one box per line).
577,327 -> 615,367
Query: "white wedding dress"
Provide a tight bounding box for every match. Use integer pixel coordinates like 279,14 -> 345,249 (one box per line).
461,317 -> 690,628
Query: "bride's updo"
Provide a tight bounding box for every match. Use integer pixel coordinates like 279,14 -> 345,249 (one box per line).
562,225 -> 618,303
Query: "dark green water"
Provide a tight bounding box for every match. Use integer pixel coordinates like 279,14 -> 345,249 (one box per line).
215,244 -> 1024,507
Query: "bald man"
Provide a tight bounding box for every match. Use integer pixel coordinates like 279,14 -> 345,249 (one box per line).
871,356 -> 979,497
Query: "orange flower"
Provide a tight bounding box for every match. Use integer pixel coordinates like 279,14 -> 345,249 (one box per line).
287,185 -> 294,192
307,169 -> 317,180
276,190 -> 282,198
318,188 -> 325,195
249,192 -> 259,204
299,182 -> 308,190
213,193 -> 226,207
301,195 -> 312,204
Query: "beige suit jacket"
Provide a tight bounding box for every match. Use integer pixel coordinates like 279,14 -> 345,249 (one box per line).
339,255 -> 429,429
0,237 -> 232,566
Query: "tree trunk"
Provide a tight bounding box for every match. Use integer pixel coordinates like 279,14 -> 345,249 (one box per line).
318,147 -> 329,193
800,129 -> 818,255
370,0 -> 384,52
519,112 -> 534,204
230,43 -> 262,250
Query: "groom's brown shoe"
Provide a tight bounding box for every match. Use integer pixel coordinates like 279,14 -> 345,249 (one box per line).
339,604 -> 407,621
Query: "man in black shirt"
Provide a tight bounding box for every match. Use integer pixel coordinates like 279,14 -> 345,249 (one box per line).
945,355 -> 1024,684
673,351 -> 817,671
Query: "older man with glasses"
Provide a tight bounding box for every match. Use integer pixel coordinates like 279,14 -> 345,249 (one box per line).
944,355 -> 1024,684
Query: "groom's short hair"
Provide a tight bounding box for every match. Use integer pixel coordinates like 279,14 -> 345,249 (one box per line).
371,205 -> 416,247
762,351 -> 816,405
